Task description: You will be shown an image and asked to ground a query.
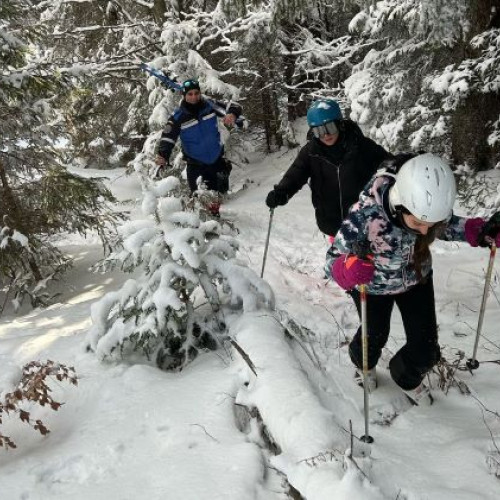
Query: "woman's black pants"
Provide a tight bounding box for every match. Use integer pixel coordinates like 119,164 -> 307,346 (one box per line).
348,277 -> 441,391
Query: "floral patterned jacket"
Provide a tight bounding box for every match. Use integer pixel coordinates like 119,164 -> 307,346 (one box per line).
326,172 -> 468,295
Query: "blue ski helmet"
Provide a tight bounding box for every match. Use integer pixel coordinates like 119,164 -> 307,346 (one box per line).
307,99 -> 342,126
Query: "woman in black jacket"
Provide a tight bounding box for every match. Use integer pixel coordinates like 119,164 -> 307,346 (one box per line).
265,99 -> 391,237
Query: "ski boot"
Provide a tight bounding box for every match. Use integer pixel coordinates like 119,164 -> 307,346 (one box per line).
403,382 -> 434,406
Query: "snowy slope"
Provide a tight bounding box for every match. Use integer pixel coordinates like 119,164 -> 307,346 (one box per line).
1,123 -> 500,499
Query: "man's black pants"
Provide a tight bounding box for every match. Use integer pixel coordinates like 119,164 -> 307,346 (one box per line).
186,156 -> 231,194
348,276 -> 440,391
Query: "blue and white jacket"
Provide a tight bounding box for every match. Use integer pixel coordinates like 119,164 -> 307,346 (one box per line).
326,172 -> 469,295
158,97 -> 242,166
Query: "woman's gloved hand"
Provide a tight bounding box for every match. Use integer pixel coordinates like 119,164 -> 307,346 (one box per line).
465,212 -> 500,247
331,254 -> 375,290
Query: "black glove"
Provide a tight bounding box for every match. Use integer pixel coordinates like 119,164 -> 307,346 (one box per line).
478,211 -> 500,247
265,186 -> 289,209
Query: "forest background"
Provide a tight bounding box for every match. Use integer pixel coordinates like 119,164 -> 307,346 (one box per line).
2,3 -> 500,497
2,0 -> 500,359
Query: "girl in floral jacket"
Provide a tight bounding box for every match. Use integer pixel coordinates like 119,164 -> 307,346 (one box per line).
326,153 -> 500,404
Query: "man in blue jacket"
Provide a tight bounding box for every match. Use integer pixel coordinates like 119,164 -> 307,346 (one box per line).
155,79 -> 243,206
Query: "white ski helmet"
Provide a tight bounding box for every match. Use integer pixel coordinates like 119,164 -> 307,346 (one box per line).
389,153 -> 456,223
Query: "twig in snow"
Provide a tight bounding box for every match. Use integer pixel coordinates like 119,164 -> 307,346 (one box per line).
469,393 -> 500,419
432,353 -> 470,395
298,449 -> 343,467
276,311 -> 324,372
315,303 -> 348,345
480,359 -> 500,366
230,340 -> 258,377
349,419 -> 354,458
189,424 -> 219,443
479,410 -> 500,454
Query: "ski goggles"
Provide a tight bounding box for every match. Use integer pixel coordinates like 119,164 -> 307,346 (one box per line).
311,121 -> 339,138
182,79 -> 200,94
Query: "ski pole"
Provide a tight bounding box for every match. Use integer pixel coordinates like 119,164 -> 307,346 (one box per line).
467,243 -> 497,370
352,241 -> 374,443
359,282 -> 374,443
260,209 -> 274,278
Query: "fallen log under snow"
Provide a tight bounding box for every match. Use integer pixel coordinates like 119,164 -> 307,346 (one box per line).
231,311 -> 384,500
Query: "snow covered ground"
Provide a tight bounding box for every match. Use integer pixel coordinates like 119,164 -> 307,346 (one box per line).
1,124 -> 500,499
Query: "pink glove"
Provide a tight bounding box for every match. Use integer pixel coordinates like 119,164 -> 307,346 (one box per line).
331,254 -> 375,290
465,218 -> 485,247
465,216 -> 500,247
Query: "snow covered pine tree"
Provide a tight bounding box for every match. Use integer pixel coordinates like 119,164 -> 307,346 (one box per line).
87,173 -> 274,371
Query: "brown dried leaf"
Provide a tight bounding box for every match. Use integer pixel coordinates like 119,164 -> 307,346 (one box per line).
19,410 -> 30,423
37,424 -> 50,436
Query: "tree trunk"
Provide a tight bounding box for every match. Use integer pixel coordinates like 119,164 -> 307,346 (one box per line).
151,0 -> 168,25
0,160 -> 42,281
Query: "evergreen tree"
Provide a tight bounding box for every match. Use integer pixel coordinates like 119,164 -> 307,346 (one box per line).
218,0 -> 361,149
345,0 -> 500,170
87,171 -> 274,371
39,0 -> 163,168
0,0 -> 121,310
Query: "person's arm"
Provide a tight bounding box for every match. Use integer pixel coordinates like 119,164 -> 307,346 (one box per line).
277,145 -> 313,195
326,206 -> 368,266
156,115 -> 181,164
438,214 -> 468,242
447,212 -> 500,247
211,98 -> 243,126
325,206 -> 374,289
359,134 -> 393,177
265,145 -> 312,209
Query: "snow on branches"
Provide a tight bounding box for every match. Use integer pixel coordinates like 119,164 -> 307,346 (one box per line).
88,174 -> 274,371
345,1 -> 500,170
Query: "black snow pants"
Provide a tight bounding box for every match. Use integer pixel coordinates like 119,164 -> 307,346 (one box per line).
348,275 -> 441,391
186,156 -> 231,194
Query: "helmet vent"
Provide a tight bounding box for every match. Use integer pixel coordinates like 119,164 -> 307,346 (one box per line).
426,191 -> 432,207
434,168 -> 440,186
